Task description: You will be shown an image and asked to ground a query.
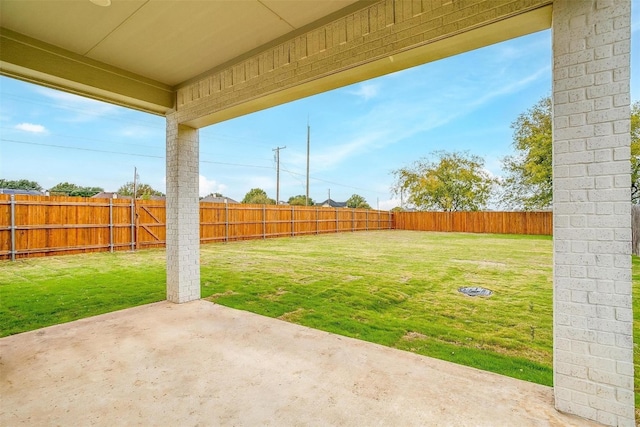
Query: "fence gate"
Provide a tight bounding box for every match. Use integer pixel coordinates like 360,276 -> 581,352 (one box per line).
135,201 -> 166,249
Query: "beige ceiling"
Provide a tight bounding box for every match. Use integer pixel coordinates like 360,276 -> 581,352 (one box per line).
0,0 -> 367,113
0,0 -> 360,86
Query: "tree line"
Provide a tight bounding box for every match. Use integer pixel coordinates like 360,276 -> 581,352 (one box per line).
0,179 -> 373,209
240,188 -> 371,209
393,98 -> 639,211
0,180 -> 164,199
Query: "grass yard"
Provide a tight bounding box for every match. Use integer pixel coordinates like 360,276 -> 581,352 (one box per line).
1,230 -> 638,412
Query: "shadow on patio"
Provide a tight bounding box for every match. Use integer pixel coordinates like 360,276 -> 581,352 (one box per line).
0,300 -> 598,426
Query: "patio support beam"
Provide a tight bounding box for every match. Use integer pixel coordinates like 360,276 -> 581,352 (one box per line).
552,0 -> 634,425
166,114 -> 200,303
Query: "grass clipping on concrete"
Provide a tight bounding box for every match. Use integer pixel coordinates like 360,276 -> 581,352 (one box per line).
1,230 -> 639,409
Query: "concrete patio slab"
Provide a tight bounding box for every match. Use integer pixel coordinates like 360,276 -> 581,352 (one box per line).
0,300 -> 599,426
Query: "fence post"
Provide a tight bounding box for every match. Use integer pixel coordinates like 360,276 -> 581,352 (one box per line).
130,198 -> 135,251
109,199 -> 114,253
262,204 -> 266,239
352,208 -> 355,232
291,205 -> 295,237
366,210 -> 368,231
225,202 -> 229,243
10,195 -> 16,261
335,208 -> 339,233
316,207 -> 319,234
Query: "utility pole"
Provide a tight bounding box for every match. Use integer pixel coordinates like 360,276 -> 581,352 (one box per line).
133,166 -> 138,199
273,146 -> 286,205
306,120 -> 310,206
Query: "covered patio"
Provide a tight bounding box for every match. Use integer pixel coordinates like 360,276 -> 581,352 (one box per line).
0,0 -> 634,425
0,300 -> 598,426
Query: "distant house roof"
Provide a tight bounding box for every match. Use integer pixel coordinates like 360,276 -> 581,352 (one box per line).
200,195 -> 239,204
91,192 -> 131,200
316,198 -> 347,208
0,188 -> 43,196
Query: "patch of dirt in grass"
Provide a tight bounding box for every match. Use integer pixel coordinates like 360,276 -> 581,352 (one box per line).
402,331 -> 428,341
451,259 -> 507,268
278,308 -> 308,322
205,290 -> 237,301
262,288 -> 288,301
344,275 -> 363,282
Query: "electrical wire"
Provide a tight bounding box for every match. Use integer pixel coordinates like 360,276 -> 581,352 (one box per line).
2,138 -> 380,195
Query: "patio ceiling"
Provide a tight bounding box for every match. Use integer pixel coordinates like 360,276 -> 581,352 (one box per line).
0,0 -> 364,114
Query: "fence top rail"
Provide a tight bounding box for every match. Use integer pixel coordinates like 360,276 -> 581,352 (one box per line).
0,200 -> 132,207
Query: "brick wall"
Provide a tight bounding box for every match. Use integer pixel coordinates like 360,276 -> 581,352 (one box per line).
552,0 -> 634,425
166,115 -> 201,303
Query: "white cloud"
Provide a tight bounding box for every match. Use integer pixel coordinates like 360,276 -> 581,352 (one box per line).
297,61 -> 549,174
199,175 -> 228,197
378,197 -> 401,211
15,122 -> 47,134
347,82 -> 380,101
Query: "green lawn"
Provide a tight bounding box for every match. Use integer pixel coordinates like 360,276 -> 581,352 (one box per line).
1,230 -> 638,411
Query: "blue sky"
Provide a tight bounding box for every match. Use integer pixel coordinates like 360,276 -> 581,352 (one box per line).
1,11 -> 638,210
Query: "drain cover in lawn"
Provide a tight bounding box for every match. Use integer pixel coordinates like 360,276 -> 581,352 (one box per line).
458,286 -> 493,297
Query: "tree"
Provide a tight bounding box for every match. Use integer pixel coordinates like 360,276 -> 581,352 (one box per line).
287,194 -> 315,206
500,97 -> 552,210
631,101 -> 639,204
501,97 -> 640,208
393,151 -> 495,211
0,179 -> 42,191
117,182 -> 164,199
241,188 -> 275,205
49,182 -> 103,197
345,194 -> 371,209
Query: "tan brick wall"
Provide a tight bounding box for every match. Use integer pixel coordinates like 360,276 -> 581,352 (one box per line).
166,114 -> 201,303
174,0 -> 550,127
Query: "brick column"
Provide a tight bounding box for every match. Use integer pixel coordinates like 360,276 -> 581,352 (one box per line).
166,113 -> 200,303
552,0 -> 634,425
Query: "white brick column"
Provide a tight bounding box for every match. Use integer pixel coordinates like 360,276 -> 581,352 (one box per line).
552,0 -> 634,425
166,113 -> 200,303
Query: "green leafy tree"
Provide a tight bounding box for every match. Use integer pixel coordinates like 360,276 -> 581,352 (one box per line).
287,194 -> 315,206
501,97 -> 640,208
500,97 -> 552,210
241,188 -> 276,205
117,182 -> 164,199
0,179 -> 43,191
631,101 -> 639,204
345,194 -> 371,209
393,150 -> 495,211
49,182 -> 103,197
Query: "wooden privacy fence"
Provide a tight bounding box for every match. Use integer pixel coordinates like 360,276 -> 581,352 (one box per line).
0,195 -> 558,260
394,211 -> 553,235
0,195 -> 392,260
0,195 -> 135,260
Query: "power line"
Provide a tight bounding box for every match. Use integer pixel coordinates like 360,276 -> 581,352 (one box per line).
2,139 -> 379,195
1,138 -> 164,159
1,138 -> 274,170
